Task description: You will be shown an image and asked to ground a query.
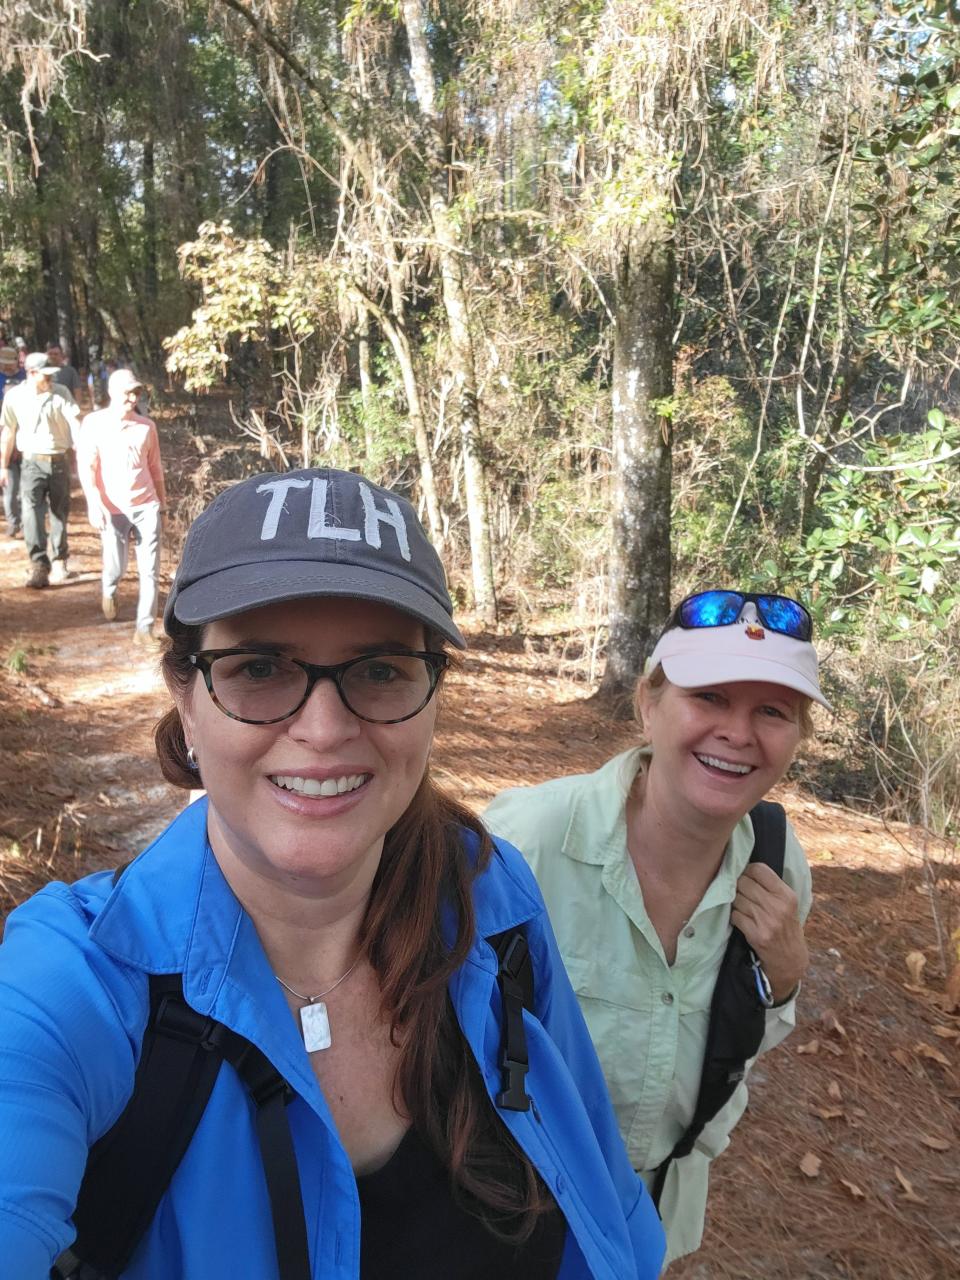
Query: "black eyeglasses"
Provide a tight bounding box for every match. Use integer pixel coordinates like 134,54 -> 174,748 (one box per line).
665,591 -> 813,641
189,649 -> 449,725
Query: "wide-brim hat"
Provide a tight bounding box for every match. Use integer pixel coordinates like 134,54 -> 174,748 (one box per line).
164,467 -> 466,648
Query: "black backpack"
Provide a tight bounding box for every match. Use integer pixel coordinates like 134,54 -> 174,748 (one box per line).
649,799 -> 787,1207
51,929 -> 535,1280
52,802 -> 784,1276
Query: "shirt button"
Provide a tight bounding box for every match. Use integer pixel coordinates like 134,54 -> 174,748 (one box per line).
683,926 -> 696,938
555,1174 -> 565,1195
661,991 -> 675,1005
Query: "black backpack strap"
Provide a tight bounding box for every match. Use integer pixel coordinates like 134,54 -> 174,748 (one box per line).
747,799 -> 787,878
487,929 -> 534,1112
219,1035 -> 312,1280
52,976 -> 311,1280
53,974 -> 226,1279
650,801 -> 786,1209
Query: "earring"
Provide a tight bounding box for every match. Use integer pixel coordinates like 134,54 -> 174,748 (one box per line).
186,746 -> 199,771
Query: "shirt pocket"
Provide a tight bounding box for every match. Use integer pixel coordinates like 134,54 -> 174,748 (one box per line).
675,933 -> 728,1017
562,953 -> 652,1121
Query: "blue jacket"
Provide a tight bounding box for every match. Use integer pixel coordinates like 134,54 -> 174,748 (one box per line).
0,799 -> 664,1279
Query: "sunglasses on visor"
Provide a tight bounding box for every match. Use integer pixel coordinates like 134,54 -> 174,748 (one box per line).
665,590 -> 813,642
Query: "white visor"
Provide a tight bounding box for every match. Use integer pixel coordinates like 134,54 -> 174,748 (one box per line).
647,608 -> 830,709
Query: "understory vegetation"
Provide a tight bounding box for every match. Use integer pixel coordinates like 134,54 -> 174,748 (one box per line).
1,0 -> 959,859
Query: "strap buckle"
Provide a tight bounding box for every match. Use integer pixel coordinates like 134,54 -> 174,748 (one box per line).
50,1246 -> 103,1279
154,993 -> 223,1049
494,934 -> 531,1112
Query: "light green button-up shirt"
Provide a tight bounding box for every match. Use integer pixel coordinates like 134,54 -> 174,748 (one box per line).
484,747 -> 812,1266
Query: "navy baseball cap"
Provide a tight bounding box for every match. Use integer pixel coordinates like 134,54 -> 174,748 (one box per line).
163,468 -> 466,648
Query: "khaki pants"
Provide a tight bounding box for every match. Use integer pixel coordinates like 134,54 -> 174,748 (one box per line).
101,503 -> 162,633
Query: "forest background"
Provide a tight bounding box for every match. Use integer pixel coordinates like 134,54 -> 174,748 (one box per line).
1,2 -> 960,1273
2,0 -> 960,977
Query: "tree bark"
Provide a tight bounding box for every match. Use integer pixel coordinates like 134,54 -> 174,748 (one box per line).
142,135 -> 160,362
356,306 -> 376,464
54,229 -> 78,358
33,164 -> 59,341
598,229 -> 674,715
351,287 -> 443,545
400,0 -> 496,621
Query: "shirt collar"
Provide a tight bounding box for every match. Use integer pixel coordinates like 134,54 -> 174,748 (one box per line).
88,797 -> 328,1102
560,744 -> 757,920
561,746 -> 646,868
88,797 -> 239,976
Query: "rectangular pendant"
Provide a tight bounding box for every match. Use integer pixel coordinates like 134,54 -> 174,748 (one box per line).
300,1000 -> 332,1052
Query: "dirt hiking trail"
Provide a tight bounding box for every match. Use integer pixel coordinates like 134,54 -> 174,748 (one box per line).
0,424 -> 958,1278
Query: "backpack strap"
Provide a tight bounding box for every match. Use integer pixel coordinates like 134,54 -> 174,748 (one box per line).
486,929 -> 534,1112
52,975 -> 311,1280
650,800 -> 786,1210
52,975 -> 227,1279
218,1034 -> 311,1280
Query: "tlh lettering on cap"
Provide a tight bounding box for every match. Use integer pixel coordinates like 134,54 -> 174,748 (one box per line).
163,468 -> 465,648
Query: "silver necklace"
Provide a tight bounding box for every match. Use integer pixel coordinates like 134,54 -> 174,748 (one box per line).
276,958 -> 359,1053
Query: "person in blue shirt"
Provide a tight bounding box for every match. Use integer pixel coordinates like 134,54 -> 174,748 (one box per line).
0,466 -> 664,1280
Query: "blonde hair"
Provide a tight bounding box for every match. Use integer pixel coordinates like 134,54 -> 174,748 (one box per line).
634,664 -> 815,739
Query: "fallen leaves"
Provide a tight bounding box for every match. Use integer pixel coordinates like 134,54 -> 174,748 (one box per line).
839,1177 -> 865,1199
932,1025 -> 960,1041
919,1134 -> 952,1152
915,1041 -> 952,1068
905,950 -> 927,985
796,1038 -> 819,1056
799,1152 -> 821,1178
821,1009 -> 847,1038
942,962 -> 960,1014
827,1080 -> 843,1101
894,1167 -> 925,1204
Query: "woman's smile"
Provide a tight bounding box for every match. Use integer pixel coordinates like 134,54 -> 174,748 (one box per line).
269,772 -> 371,798
693,753 -> 755,778
180,597 -> 437,890
640,679 -> 802,822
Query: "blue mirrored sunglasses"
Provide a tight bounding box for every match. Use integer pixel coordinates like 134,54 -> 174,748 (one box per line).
667,590 -> 813,642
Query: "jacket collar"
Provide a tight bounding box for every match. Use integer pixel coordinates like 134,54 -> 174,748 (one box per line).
89,797 -> 329,1104
464,834 -> 543,969
92,801 -> 543,966
89,797 -> 225,972
88,802 -> 542,1095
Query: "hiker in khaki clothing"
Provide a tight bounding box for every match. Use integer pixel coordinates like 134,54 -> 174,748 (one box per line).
0,352 -> 81,588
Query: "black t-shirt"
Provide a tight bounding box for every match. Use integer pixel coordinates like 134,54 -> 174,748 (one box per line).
356,1126 -> 566,1279
51,366 -> 81,395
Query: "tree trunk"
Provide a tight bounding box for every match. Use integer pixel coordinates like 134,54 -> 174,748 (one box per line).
142,135 -> 160,362
356,306 -> 376,464
366,199 -> 445,546
54,230 -> 77,356
355,290 -> 444,546
104,196 -> 152,363
399,0 -> 496,621
598,231 -> 674,716
33,165 -> 59,341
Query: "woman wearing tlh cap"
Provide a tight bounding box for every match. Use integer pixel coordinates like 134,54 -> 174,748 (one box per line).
0,467 -> 664,1279
485,590 -> 829,1267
